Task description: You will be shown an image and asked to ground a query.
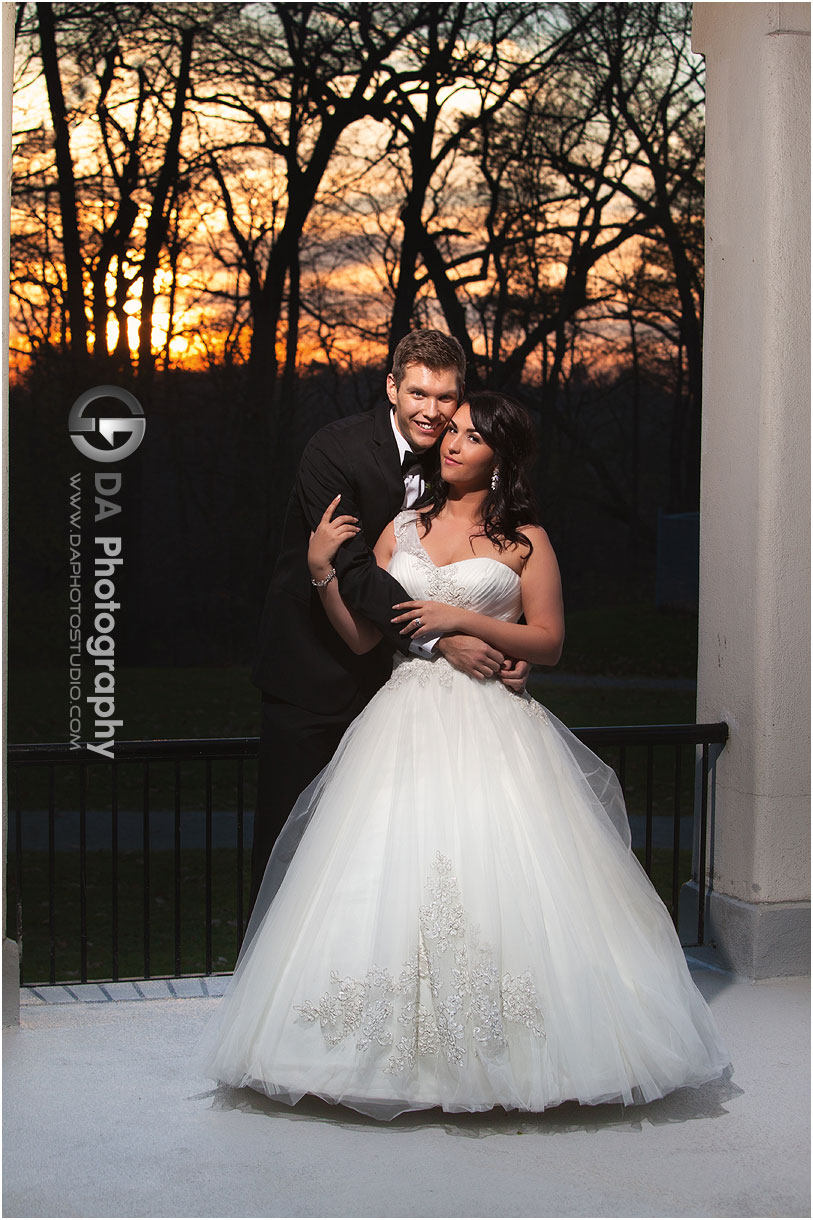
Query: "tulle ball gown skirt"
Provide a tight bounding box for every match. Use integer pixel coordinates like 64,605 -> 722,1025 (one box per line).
198,657 -> 731,1121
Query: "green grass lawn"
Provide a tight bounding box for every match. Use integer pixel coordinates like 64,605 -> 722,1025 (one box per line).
529,682 -> 697,729
559,604 -> 698,677
8,667 -> 698,744
7,666 -> 261,744
7,604 -> 697,745
10,849 -> 247,985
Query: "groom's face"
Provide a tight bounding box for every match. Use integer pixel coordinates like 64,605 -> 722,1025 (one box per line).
387,363 -> 460,453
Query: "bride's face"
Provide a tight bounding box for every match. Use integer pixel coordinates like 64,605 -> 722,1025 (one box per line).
440,403 -> 497,489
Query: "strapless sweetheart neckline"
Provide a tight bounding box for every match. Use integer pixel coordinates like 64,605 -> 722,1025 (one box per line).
416,538 -> 521,584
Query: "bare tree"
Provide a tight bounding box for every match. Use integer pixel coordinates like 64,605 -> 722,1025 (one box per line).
14,3 -> 213,380
35,2 -> 88,362
542,2 -> 705,506
192,4 -> 476,419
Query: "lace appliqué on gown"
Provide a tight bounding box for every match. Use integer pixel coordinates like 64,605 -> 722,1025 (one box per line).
509,688 -> 550,725
385,653 -> 454,691
393,511 -> 470,608
294,853 -> 546,1076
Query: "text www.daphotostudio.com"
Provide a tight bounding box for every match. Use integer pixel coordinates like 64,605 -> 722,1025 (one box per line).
67,385 -> 146,756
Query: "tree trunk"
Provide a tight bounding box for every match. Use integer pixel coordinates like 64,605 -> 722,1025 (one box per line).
137,24 -> 195,386
388,190 -> 426,361
387,97 -> 438,364
37,3 -> 88,363
280,247 -> 300,409
416,225 -> 481,384
627,300 -> 641,557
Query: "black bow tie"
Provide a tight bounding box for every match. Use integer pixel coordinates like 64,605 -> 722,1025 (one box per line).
401,451 -> 420,476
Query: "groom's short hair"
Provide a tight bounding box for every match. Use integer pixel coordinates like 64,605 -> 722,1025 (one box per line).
391,330 -> 466,396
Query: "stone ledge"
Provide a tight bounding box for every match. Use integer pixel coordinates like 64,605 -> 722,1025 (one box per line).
708,892 -> 811,979
681,881 -> 811,979
26,986 -> 76,1005
67,984 -> 109,1003
20,977 -> 230,1005
3,938 -> 20,1026
167,977 -> 206,999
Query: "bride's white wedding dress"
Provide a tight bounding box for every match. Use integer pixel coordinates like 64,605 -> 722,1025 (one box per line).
199,511 -> 730,1119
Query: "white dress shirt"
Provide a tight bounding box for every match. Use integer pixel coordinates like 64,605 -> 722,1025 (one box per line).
389,409 -> 424,508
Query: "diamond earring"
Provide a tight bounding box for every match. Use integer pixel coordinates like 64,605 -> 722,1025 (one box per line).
490,468 -> 499,492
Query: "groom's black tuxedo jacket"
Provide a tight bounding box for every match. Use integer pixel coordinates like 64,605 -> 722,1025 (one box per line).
252,405 -> 425,716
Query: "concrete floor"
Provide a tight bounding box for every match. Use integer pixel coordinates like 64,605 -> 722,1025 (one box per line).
3,960 -> 810,1219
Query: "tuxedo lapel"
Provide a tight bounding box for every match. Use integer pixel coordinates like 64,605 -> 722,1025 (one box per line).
369,405 -> 442,515
371,405 -> 403,492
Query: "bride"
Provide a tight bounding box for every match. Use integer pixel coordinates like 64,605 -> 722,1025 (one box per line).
199,391 -> 731,1119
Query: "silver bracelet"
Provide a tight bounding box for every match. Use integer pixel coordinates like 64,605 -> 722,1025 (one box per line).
311,566 -> 336,588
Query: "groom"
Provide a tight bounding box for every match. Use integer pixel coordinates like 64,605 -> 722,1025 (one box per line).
249,330 -> 523,905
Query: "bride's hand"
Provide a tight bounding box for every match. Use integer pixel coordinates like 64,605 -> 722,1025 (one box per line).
308,495 -> 360,579
391,599 -> 464,639
499,656 -> 531,693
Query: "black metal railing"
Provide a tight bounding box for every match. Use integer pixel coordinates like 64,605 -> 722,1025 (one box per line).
6,724 -> 727,987
575,723 -> 728,946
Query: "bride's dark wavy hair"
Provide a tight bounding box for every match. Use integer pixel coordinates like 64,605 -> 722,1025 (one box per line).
419,390 -> 539,553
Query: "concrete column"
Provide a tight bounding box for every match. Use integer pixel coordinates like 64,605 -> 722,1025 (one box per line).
693,3 -> 810,977
2,1 -> 19,1025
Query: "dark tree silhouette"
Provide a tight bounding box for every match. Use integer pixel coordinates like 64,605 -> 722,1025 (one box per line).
36,2 -> 88,364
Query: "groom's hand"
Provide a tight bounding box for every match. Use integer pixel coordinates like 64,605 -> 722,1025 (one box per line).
435,634 -> 504,680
